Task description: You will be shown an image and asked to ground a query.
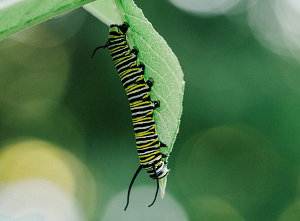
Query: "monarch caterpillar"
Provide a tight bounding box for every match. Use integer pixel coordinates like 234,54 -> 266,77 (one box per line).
92,23 -> 169,210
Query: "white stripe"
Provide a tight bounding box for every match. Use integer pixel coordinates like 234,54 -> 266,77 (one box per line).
130,105 -> 149,111
133,120 -> 154,126
131,109 -> 151,116
141,155 -> 162,166
109,45 -> 129,53
110,38 -> 125,43
128,92 -> 147,101
138,149 -> 158,156
112,51 -> 128,60
127,86 -> 147,95
120,69 -> 142,81
108,41 -> 126,49
136,139 -> 155,145
136,134 -> 158,140
134,124 -> 152,131
116,59 -> 136,72
122,75 -> 142,86
156,163 -> 165,173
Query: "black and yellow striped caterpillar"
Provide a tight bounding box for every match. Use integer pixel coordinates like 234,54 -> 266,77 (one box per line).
92,23 -> 169,210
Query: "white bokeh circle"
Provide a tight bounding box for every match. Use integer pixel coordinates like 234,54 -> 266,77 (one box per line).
169,0 -> 241,15
0,180 -> 84,221
101,185 -> 188,221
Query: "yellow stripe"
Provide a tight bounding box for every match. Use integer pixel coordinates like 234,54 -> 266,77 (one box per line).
137,139 -> 159,149
109,45 -> 128,53
135,131 -> 154,138
139,151 -> 160,159
130,100 -> 152,108
135,126 -> 155,138
132,117 -> 152,123
139,155 -> 156,163
125,84 -> 146,93
119,67 -> 140,78
114,54 -> 132,65
109,35 -> 123,39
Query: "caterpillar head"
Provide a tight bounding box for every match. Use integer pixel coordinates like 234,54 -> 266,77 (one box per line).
151,159 -> 169,199
110,23 -> 129,34
119,22 -> 129,34
158,163 -> 169,199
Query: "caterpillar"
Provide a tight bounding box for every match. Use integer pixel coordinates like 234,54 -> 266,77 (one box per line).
92,23 -> 169,210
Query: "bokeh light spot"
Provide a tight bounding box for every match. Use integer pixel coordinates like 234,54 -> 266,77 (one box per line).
174,126 -> 294,219
0,180 -> 84,221
248,0 -> 300,60
278,200 -> 300,221
169,0 -> 241,15
190,196 -> 245,221
101,185 -> 188,221
0,43 -> 70,122
0,139 -> 75,192
0,139 -> 97,220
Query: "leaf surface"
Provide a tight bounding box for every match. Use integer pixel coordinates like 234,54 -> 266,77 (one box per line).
0,0 -> 94,41
86,0 -> 185,157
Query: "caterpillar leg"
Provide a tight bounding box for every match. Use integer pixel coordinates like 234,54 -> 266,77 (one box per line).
139,63 -> 145,71
160,142 -> 167,148
161,153 -> 168,159
131,47 -> 139,55
146,78 -> 154,88
160,143 -> 168,158
153,100 -> 160,109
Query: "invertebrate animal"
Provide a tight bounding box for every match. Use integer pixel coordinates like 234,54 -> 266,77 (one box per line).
92,23 -> 169,210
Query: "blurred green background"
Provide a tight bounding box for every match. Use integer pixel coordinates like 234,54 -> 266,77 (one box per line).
0,0 -> 300,221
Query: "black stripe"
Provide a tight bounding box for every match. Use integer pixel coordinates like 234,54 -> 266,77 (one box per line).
129,98 -> 152,109
115,56 -> 136,69
109,37 -> 126,44
147,163 -> 164,175
136,134 -> 158,142
150,170 -> 166,179
127,88 -> 149,99
120,71 -> 143,86
133,120 -> 154,129
133,118 -> 154,125
108,44 -> 128,53
134,127 -> 155,134
116,57 -> 137,72
139,153 -> 158,161
122,74 -> 143,88
131,110 -> 153,119
141,155 -> 162,168
127,93 -> 147,102
130,104 -> 153,113
109,31 -> 123,36
110,45 -> 130,56
136,138 -> 158,146
112,49 -> 130,60
126,84 -> 148,95
137,145 -> 160,154
108,39 -> 127,48
133,124 -> 154,133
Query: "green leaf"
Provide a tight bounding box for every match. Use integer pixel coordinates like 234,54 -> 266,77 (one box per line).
83,0 -> 122,26
0,0 -> 94,41
85,0 -> 185,157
